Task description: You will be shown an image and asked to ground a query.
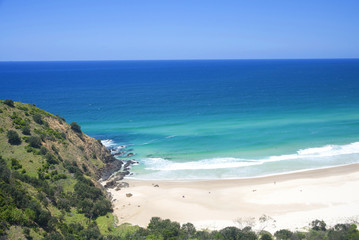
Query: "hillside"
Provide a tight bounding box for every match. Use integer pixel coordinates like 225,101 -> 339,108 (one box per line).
0,100 -> 135,239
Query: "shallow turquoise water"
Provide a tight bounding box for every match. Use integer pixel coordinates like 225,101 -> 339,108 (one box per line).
1,59 -> 359,179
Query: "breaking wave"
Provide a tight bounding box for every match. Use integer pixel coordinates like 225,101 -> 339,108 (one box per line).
143,142 -> 359,171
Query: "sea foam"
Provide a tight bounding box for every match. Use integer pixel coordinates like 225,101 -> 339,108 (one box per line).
143,142 -> 359,171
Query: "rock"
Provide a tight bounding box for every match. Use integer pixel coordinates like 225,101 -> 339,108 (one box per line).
154,184 -> 159,187
123,159 -> 138,169
126,193 -> 133,197
100,159 -> 123,181
113,151 -> 125,156
104,180 -> 117,188
126,153 -> 134,157
115,182 -> 129,191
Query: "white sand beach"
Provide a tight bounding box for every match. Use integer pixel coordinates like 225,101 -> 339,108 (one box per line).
107,164 -> 359,232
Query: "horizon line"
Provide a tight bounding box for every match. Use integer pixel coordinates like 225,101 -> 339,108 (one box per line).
1,57 -> 359,63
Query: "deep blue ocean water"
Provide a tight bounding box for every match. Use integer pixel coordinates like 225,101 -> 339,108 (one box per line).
1,59 -> 359,179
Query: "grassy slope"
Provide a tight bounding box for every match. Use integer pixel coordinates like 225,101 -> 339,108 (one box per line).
0,101 -> 136,239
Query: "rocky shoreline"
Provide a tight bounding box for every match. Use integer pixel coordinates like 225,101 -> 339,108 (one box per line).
100,145 -> 138,192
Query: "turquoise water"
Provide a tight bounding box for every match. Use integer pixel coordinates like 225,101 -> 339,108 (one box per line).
1,59 -> 359,179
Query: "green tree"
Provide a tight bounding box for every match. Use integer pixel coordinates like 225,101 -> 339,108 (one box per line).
28,136 -> 42,148
261,232 -> 273,240
310,219 -> 327,231
7,130 -> 22,145
274,229 -> 293,240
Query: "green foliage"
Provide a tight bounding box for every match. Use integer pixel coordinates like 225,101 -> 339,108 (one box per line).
45,153 -> 58,165
310,219 -> 327,231
71,121 -> 82,133
28,136 -> 42,148
11,158 -> 22,170
34,126 -> 65,142
261,232 -> 273,240
33,113 -> 43,124
274,229 -> 293,240
40,146 -> 48,155
51,145 -> 59,154
10,112 -> 28,129
21,125 -> 31,135
17,106 -> 29,111
4,99 -> 14,107
7,130 -> 22,145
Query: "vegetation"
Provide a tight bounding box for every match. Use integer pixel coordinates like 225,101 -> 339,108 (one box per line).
21,125 -> 31,135
0,100 -> 123,239
7,130 -> 21,145
33,113 -> 44,125
70,121 -> 82,133
28,135 -> 42,148
115,217 -> 359,240
4,99 -> 15,107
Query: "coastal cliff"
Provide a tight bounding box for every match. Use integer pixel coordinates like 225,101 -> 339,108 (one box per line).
0,100 -> 130,239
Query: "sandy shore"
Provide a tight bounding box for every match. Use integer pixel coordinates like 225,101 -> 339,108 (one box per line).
107,164 -> 359,232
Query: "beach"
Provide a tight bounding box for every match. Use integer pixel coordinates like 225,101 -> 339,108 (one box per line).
108,164 -> 359,232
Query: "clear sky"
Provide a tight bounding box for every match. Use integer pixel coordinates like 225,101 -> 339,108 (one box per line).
0,0 -> 358,61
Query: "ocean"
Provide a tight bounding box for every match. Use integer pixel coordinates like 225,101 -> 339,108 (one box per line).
1,59 -> 359,180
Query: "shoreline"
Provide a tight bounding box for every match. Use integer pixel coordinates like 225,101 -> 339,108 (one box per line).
107,163 -> 359,232
125,162 -> 359,182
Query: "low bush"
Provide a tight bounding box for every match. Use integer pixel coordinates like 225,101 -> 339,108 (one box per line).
33,113 -> 43,124
4,99 -> 14,107
71,122 -> 81,133
21,125 -> 31,135
28,136 -> 42,148
7,130 -> 22,145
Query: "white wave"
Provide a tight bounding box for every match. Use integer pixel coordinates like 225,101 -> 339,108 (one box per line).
140,139 -> 159,145
144,157 -> 261,171
101,139 -> 126,154
267,142 -> 359,162
101,139 -> 116,148
166,135 -> 177,138
143,142 -> 359,171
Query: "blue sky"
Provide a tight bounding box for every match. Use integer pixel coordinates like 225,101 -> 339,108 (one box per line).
0,0 -> 358,61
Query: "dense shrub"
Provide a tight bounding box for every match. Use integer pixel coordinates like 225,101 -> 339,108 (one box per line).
21,125 -> 31,135
274,229 -> 293,240
7,130 -> 22,145
40,146 -> 48,155
28,136 -> 42,148
51,145 -> 59,154
261,232 -> 274,240
70,121 -> 81,133
4,99 -> 14,107
45,153 -> 58,165
33,113 -> 43,124
11,158 -> 22,170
